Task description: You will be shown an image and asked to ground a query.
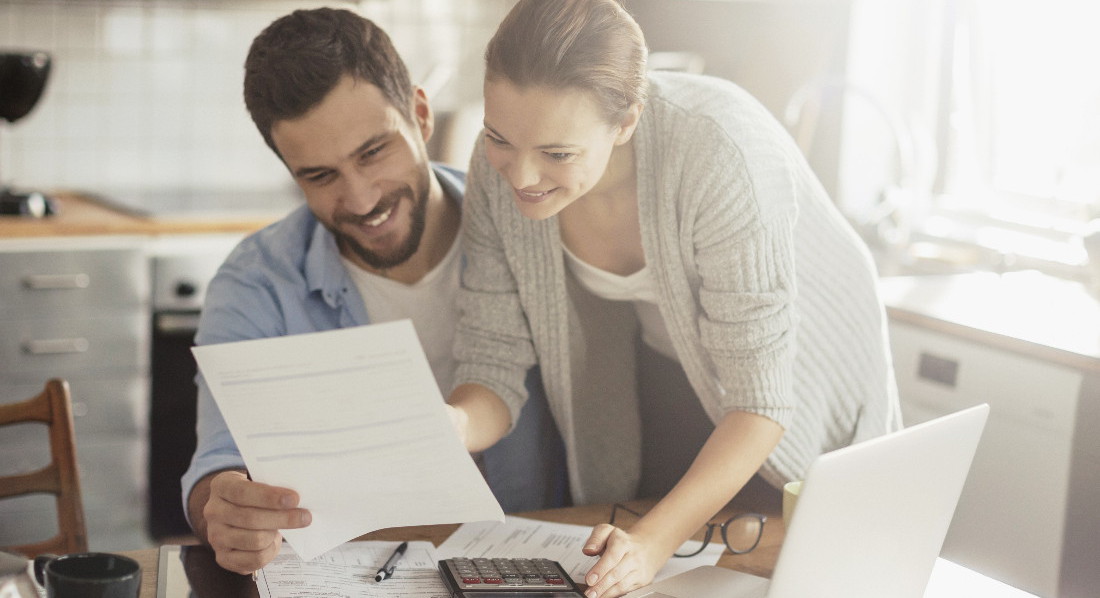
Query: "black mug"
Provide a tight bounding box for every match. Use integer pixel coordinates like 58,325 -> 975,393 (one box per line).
33,552 -> 142,598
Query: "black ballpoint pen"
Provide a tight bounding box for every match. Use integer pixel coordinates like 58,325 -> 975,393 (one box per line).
374,541 -> 408,582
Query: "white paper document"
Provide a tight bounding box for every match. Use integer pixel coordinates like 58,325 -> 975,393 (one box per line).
436,516 -> 725,585
256,541 -> 450,598
192,321 -> 504,561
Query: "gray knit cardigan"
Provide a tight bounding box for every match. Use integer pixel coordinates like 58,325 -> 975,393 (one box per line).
454,71 -> 902,505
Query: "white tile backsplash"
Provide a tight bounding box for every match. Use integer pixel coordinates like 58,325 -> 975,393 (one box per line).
103,7 -> 145,57
0,0 -> 515,197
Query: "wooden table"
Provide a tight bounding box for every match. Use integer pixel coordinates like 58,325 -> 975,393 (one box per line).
123,500 -> 785,597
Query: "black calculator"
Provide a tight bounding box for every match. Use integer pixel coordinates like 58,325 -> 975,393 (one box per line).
438,557 -> 586,598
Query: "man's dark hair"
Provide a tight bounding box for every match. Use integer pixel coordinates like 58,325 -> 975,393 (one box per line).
243,7 -> 413,156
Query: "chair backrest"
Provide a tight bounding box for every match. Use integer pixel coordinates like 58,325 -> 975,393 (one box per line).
0,379 -> 88,557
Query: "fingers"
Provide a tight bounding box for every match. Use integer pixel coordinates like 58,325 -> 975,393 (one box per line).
212,471 -> 299,511
591,570 -> 644,598
582,527 -> 657,598
214,531 -> 285,575
204,471 -> 311,574
208,471 -> 311,529
585,556 -> 648,598
585,525 -> 629,581
583,524 -> 615,556
583,527 -> 631,596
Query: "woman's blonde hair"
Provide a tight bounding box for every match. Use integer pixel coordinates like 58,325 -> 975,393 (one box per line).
485,0 -> 648,123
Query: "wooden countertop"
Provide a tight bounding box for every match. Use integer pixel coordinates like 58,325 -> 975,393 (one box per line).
878,271 -> 1100,373
0,192 -> 284,238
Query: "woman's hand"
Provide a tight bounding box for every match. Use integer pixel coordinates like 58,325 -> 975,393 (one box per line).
580,523 -> 670,598
578,412 -> 784,598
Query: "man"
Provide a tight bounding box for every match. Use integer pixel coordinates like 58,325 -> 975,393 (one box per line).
181,7 -> 566,575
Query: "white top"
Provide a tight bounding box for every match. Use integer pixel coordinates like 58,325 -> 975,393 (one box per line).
561,245 -> 678,360
342,236 -> 463,394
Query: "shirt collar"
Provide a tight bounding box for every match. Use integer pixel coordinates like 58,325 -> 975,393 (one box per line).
305,218 -> 347,309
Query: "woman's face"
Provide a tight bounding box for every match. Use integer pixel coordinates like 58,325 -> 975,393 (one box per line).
482,78 -> 636,220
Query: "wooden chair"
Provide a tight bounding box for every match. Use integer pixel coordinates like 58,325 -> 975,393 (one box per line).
0,379 -> 88,557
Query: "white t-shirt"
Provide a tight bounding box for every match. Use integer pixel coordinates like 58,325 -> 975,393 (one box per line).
562,245 -> 678,361
341,237 -> 462,394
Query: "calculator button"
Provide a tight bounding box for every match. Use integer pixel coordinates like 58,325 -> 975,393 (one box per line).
482,577 -> 503,584
461,577 -> 481,584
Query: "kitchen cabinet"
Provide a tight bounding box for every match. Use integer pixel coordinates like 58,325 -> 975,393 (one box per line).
0,235 -> 152,551
879,271 -> 1100,598
1,194 -> 283,551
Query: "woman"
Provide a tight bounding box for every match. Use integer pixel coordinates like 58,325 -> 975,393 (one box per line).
446,1 -> 902,596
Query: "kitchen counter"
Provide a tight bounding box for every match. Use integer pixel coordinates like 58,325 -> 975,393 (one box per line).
878,271 -> 1100,373
0,192 -> 287,238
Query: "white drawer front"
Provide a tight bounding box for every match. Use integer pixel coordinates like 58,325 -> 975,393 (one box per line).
0,316 -> 149,381
0,247 -> 148,314
889,322 -> 1081,434
0,377 -> 149,436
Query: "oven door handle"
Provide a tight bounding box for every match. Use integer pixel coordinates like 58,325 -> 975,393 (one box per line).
155,312 -> 201,334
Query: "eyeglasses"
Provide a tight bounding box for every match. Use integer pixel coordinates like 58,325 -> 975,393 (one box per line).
609,503 -> 766,557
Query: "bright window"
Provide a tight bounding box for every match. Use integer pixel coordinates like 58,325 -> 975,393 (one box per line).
930,0 -> 1099,274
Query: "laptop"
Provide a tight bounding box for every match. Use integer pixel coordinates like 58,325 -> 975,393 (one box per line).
624,404 -> 990,598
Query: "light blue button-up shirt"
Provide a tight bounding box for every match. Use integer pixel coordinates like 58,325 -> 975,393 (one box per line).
181,164 -> 567,523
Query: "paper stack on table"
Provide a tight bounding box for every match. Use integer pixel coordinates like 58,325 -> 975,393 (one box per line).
256,541 -> 447,598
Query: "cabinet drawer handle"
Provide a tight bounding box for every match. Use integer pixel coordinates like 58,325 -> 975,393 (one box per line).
22,273 -> 91,289
23,337 -> 90,354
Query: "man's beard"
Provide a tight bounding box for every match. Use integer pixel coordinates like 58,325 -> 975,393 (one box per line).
333,172 -> 430,271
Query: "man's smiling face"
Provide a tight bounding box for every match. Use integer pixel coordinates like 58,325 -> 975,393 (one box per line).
272,75 -> 432,272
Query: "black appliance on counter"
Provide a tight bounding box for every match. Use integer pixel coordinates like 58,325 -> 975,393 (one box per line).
0,50 -> 57,217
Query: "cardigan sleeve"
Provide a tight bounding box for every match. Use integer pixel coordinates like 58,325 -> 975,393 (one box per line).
679,121 -> 799,429
451,139 -> 539,426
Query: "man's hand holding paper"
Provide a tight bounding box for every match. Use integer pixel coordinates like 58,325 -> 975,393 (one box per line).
195,470 -> 311,574
191,321 -> 506,562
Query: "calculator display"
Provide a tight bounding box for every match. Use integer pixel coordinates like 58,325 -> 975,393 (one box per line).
438,558 -> 585,598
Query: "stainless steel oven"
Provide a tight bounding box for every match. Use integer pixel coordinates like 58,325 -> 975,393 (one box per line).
147,234 -> 243,539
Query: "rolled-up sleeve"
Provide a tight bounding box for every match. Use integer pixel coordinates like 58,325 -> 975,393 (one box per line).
687,131 -> 798,429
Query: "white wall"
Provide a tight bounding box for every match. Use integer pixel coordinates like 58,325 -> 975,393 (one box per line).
627,0 -> 853,198
0,0 -> 514,197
